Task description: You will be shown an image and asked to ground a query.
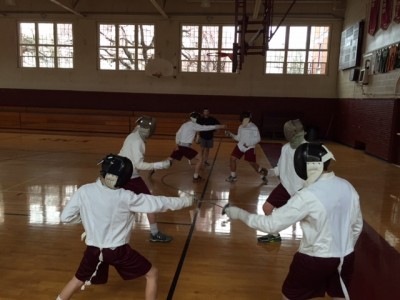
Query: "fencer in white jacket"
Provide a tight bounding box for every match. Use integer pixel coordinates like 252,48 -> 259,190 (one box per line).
169,111 -> 225,181
119,115 -> 174,243
258,119 -> 307,243
225,111 -> 268,183
225,143 -> 363,300
57,154 -> 194,300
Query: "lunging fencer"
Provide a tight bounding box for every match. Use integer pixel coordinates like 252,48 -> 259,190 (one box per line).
56,154 -> 195,300
224,143 -> 363,300
258,119 -> 307,243
225,111 -> 268,183
119,115 -> 173,243
168,111 -> 226,182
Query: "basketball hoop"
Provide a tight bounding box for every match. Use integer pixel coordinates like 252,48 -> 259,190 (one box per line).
206,52 -> 234,61
151,72 -> 163,78
145,58 -> 174,78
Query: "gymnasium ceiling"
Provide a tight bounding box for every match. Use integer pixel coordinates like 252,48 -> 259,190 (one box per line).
0,0 -> 346,19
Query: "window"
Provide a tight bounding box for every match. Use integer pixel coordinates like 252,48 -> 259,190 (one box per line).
98,24 -> 155,70
266,25 -> 329,75
19,22 -> 73,68
181,25 -> 235,73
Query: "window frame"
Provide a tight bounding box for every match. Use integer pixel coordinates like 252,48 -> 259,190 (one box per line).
98,23 -> 155,71
180,24 -> 236,74
18,21 -> 74,69
265,25 -> 330,75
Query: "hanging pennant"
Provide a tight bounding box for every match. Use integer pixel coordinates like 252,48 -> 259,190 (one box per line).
368,0 -> 381,35
394,0 -> 400,23
381,0 -> 393,29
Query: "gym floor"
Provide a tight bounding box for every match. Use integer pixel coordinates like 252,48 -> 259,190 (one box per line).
0,132 -> 399,299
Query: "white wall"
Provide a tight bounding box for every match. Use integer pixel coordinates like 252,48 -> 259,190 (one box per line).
338,0 -> 400,99
0,10 -> 343,98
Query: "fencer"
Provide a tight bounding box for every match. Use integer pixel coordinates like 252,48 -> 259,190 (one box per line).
258,119 -> 307,243
225,111 -> 268,183
119,116 -> 173,242
168,111 -> 226,181
225,143 -> 363,300
57,154 -> 195,300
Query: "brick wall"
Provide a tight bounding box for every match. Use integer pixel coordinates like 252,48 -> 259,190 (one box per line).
334,98 -> 397,161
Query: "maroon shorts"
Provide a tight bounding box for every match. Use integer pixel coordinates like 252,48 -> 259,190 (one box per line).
282,252 -> 355,299
230,146 -> 256,162
266,183 -> 291,208
123,177 -> 151,195
75,244 -> 152,284
169,146 -> 198,161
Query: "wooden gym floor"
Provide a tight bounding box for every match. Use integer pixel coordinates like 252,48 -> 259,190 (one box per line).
0,132 -> 399,300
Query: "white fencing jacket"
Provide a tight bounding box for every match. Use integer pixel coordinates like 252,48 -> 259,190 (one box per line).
240,172 -> 363,258
232,122 -> 261,152
175,121 -> 220,145
119,129 -> 152,178
60,179 -> 192,249
272,142 -> 305,196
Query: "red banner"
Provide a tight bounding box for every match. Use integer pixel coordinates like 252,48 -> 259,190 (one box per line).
381,0 -> 392,29
368,0 -> 381,35
394,0 -> 400,23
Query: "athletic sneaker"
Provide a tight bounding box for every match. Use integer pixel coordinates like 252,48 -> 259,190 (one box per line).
149,231 -> 172,243
225,175 -> 237,183
262,176 -> 268,185
257,234 -> 281,243
259,168 -> 268,184
193,175 -> 203,182
259,167 -> 268,176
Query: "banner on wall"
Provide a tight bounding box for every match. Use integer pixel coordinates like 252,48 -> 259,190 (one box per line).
395,0 -> 400,23
381,0 -> 392,29
368,0 -> 381,35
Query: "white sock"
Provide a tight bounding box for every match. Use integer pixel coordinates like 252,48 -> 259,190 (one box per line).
231,172 -> 236,177
150,223 -> 158,235
56,296 -> 63,300
193,173 -> 198,178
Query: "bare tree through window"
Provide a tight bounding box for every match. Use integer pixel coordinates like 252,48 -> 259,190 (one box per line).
181,25 -> 235,73
99,24 -> 154,71
19,22 -> 73,68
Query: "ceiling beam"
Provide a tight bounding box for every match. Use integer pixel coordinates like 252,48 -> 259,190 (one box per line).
149,0 -> 169,19
71,0 -> 81,9
252,0 -> 262,19
49,0 -> 84,17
